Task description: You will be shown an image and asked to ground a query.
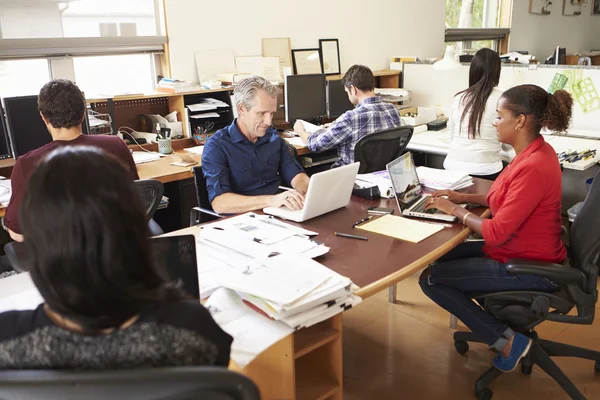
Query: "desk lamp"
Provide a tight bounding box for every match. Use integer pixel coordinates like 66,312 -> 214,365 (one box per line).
433,45 -> 462,71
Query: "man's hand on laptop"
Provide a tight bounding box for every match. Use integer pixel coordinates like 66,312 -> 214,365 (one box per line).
272,190 -> 305,210
431,190 -> 465,204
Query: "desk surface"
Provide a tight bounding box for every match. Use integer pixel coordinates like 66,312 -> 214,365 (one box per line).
172,178 -> 493,299
136,151 -> 199,183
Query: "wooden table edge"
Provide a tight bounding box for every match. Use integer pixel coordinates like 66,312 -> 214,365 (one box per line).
354,208 -> 491,299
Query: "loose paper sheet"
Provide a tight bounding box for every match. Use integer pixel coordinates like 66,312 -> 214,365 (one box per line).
356,214 -> 443,243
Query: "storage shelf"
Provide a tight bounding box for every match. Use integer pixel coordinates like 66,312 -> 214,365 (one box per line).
295,366 -> 340,400
294,323 -> 339,359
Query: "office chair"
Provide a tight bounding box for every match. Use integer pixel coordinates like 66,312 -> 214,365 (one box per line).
3,241 -> 26,274
190,165 -> 222,226
353,126 -> 413,174
133,179 -> 165,236
453,171 -> 600,400
0,366 -> 260,400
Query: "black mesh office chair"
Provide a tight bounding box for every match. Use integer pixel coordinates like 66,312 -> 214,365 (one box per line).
454,171 -> 600,400
133,179 -> 165,236
353,126 -> 413,174
0,367 -> 260,400
190,165 -> 222,226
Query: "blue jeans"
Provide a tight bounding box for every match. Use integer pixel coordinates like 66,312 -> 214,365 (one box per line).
419,242 -> 558,351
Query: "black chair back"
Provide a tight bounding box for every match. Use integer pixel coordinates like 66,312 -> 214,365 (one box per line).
0,367 -> 260,400
569,172 -> 600,291
353,126 -> 413,174
192,165 -> 211,212
133,179 -> 164,220
3,241 -> 27,274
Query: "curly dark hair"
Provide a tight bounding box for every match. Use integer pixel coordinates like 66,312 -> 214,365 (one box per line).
500,84 -> 573,135
342,64 -> 374,92
37,79 -> 86,129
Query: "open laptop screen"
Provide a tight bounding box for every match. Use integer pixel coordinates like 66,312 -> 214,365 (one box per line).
386,152 -> 423,211
151,235 -> 199,299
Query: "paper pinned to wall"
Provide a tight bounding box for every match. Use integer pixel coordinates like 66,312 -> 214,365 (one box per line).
235,56 -> 283,83
194,49 -> 236,83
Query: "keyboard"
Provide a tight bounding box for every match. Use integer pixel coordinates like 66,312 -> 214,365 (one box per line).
132,151 -> 160,164
411,196 -> 437,214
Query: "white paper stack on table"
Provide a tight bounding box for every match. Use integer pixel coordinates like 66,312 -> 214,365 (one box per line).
196,212 -> 361,330
0,179 -> 12,206
416,166 -> 474,190
355,170 -> 394,198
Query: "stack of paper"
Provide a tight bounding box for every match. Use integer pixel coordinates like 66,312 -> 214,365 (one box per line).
416,166 -> 473,190
0,179 -> 11,205
375,88 -> 410,102
196,213 -> 360,330
355,170 -> 394,198
156,78 -> 202,93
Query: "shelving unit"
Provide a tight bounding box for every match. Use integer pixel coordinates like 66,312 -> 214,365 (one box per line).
232,314 -> 343,400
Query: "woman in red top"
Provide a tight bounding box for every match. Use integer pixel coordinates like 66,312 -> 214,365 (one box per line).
419,84 -> 572,373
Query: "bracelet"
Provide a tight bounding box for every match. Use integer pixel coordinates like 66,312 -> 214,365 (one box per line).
462,212 -> 473,225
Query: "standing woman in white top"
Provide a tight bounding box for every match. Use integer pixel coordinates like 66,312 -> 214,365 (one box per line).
444,48 -> 505,180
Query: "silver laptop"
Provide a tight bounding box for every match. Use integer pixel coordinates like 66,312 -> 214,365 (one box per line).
263,162 -> 360,222
386,153 -> 459,222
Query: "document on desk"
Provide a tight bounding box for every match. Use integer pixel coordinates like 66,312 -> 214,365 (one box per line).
356,214 -> 444,243
297,119 -> 323,134
0,273 -> 44,313
284,137 -> 305,147
206,288 -> 293,368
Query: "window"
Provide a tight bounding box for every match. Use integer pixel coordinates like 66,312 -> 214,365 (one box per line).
73,54 -> 155,97
0,0 -> 163,40
0,59 -> 50,97
0,0 -> 166,59
445,0 -> 512,54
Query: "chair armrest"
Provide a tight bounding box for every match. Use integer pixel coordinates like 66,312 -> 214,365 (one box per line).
506,259 -> 586,286
192,206 -> 222,218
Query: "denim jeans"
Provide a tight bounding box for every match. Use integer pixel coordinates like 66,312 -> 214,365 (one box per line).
419,242 -> 558,351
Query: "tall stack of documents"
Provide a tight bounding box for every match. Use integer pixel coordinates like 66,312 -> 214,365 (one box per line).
416,166 -> 474,190
197,213 -> 361,330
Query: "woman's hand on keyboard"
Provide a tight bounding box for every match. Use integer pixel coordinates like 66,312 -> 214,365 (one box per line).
431,190 -> 465,204
424,196 -> 456,216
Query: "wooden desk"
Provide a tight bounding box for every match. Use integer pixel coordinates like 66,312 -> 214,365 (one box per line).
171,178 -> 492,399
135,151 -> 198,184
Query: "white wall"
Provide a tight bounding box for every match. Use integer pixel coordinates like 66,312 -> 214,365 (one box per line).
404,63 -> 600,133
164,0 -> 446,83
510,1 -> 600,60
0,5 -> 63,38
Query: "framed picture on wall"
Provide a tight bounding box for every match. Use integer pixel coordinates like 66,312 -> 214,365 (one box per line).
593,0 -> 600,14
291,48 -> 323,75
319,39 -> 341,75
563,0 -> 583,15
529,0 -> 553,14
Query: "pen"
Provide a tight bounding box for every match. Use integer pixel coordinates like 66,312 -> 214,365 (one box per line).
335,232 -> 368,241
352,215 -> 373,228
278,185 -> 293,191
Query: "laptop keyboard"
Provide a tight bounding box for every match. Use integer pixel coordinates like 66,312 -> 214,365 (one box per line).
411,197 -> 438,214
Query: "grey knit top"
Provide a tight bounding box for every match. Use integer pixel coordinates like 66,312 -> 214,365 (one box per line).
0,300 -> 232,370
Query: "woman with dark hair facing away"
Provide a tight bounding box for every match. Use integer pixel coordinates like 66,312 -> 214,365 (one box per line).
420,85 -> 572,373
444,48 -> 506,180
0,146 -> 232,370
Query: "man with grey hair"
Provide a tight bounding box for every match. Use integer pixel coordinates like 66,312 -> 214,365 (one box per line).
202,76 -> 309,214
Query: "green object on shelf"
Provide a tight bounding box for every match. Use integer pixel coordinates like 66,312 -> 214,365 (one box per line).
548,73 -> 568,94
572,77 -> 600,114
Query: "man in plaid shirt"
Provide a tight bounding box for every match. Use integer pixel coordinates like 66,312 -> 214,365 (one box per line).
294,65 -> 401,168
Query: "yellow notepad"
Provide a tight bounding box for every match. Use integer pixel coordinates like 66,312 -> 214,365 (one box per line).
356,214 -> 443,243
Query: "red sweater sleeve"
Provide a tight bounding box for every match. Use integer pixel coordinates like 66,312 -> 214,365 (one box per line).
481,166 -> 547,246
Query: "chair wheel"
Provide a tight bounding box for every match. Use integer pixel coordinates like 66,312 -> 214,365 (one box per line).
521,364 -> 533,375
454,340 -> 469,354
475,387 -> 493,400
595,361 -> 600,372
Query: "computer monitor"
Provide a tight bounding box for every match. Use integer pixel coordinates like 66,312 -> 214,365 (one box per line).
151,235 -> 200,299
327,80 -> 354,119
285,74 -> 326,122
0,101 -> 13,160
4,95 -> 90,158
545,47 -> 566,65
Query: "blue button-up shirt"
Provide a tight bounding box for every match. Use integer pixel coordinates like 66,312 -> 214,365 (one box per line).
307,96 -> 401,168
202,120 -> 305,203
